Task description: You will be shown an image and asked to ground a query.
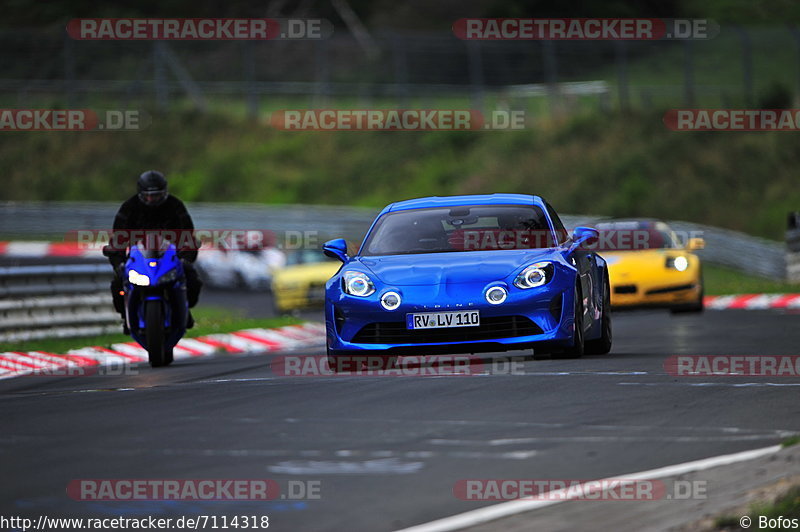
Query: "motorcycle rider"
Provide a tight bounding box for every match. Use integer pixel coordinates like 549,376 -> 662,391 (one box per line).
106,171 -> 202,333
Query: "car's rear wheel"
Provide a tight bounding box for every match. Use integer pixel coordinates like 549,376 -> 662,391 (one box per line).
585,274 -> 612,355
553,285 -> 584,359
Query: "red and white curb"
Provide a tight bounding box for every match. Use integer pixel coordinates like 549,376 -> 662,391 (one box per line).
0,241 -> 100,258
704,294 -> 800,310
0,322 -> 325,380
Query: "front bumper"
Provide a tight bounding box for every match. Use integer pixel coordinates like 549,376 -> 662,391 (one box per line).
326,280 -> 576,355
610,270 -> 702,308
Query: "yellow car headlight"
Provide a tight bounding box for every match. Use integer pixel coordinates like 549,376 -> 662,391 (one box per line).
666,256 -> 689,272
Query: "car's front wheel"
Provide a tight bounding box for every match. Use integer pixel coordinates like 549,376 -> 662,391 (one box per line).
585,274 -> 612,355
553,285 -> 584,359
670,284 -> 705,314
326,346 -> 341,373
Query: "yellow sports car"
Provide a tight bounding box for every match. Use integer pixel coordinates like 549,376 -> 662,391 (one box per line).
591,220 -> 704,313
271,249 -> 341,312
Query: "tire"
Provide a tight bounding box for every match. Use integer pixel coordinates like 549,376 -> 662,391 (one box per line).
586,274 -> 613,355
553,285 -> 584,359
145,300 -> 168,367
670,284 -> 705,314
327,346 -> 342,373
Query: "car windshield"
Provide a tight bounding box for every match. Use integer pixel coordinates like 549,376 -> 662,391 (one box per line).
361,205 -> 553,256
593,222 -> 678,251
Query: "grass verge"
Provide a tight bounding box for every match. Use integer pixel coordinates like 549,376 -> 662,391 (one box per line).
0,305 -> 301,355
715,485 -> 800,530
703,264 -> 800,296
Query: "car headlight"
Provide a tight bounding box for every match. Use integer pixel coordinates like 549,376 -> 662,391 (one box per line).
128,269 -> 151,286
343,271 -> 375,297
514,262 -> 554,289
485,285 -> 508,305
380,291 -> 401,310
666,256 -> 689,272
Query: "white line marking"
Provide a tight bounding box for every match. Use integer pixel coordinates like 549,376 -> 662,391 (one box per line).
619,382 -> 800,387
393,444 -> 782,532
269,457 -> 424,475
429,434 -> 789,444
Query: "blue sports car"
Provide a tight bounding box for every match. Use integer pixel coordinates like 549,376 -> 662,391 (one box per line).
322,194 -> 612,366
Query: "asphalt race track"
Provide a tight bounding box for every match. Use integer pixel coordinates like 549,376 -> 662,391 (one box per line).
2,309 -> 799,531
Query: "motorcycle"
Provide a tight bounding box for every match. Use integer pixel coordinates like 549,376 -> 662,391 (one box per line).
119,240 -> 189,367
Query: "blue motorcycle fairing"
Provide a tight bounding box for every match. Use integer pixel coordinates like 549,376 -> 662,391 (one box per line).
123,244 -> 188,351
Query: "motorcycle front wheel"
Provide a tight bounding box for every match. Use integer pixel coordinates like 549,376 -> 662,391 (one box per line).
145,300 -> 171,367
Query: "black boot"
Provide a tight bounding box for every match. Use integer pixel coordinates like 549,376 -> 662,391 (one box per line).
186,310 -> 195,329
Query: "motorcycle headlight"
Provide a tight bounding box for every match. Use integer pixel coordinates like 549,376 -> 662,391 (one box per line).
343,271 -> 375,297
514,262 -> 554,289
158,269 -> 179,284
128,269 -> 151,286
666,256 -> 689,272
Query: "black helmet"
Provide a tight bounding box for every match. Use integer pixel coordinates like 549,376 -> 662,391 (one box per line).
137,170 -> 168,207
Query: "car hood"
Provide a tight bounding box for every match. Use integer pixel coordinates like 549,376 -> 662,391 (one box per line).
357,250 -> 555,286
601,249 -> 688,277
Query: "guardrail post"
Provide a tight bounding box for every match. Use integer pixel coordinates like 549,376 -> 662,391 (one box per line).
615,40 -> 629,111
786,211 -> 800,282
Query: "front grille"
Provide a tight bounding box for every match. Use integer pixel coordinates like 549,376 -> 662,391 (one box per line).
352,315 -> 543,344
614,284 -> 637,294
646,283 -> 695,295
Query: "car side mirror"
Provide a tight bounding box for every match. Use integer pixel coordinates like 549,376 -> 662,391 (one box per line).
687,237 -> 705,250
322,238 -> 349,263
569,226 -> 599,252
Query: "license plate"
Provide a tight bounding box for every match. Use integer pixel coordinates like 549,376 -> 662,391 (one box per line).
406,310 -> 480,330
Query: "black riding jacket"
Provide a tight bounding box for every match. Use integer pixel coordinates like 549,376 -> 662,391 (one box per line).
109,195 -> 198,263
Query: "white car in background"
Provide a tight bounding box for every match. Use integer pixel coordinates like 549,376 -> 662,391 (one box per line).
196,246 -> 286,291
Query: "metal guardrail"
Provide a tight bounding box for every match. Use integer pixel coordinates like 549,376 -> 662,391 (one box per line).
0,202 -> 790,279
669,221 -> 785,279
0,204 -> 794,344
562,216 -> 787,279
0,201 -> 378,243
0,264 -> 119,343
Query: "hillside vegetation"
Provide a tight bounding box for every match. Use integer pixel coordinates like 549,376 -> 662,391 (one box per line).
4,109 -> 798,240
